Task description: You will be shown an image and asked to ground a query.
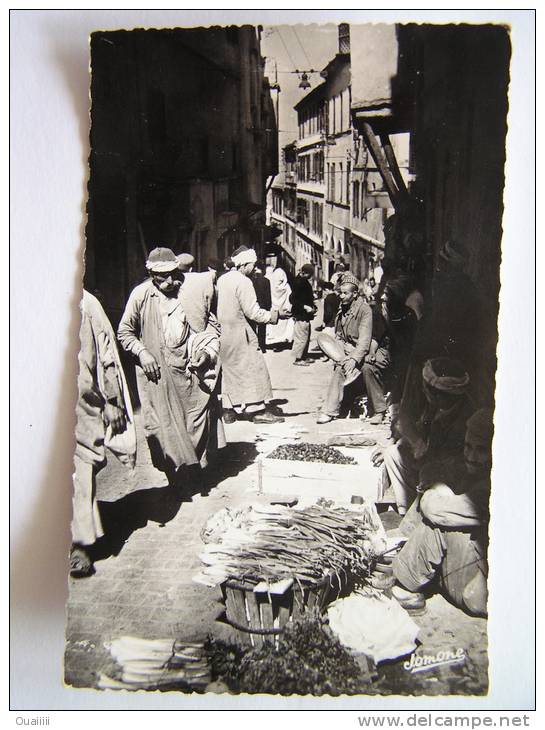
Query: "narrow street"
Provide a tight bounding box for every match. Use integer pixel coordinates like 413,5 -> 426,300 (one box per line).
65,319 -> 488,696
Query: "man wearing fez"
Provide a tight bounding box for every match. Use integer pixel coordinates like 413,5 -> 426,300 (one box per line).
118,247 -> 225,488
216,245 -> 284,424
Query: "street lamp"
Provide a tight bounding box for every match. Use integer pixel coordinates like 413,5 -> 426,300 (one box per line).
298,72 -> 311,90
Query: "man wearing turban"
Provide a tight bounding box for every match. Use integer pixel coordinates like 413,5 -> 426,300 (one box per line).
374,357 -> 474,515
389,408 -> 494,617
118,247 -> 225,489
216,246 -> 284,424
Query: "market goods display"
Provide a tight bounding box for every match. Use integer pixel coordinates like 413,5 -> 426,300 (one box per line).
267,442 -> 357,465
194,503 -> 384,589
206,614 -> 371,695
98,636 -> 210,691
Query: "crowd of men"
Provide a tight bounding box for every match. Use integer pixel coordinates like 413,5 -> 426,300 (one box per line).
71,240 -> 493,623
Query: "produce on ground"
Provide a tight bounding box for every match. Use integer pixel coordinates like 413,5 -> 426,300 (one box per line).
205,614 -> 370,695
194,503 -> 385,588
267,442 -> 357,465
98,636 -> 211,692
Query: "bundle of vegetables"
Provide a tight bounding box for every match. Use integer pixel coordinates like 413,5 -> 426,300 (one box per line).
268,442 -> 356,464
206,614 -> 370,695
98,636 -> 211,692
194,503 -> 385,589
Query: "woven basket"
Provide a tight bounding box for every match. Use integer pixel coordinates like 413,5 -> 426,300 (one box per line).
221,573 -> 344,647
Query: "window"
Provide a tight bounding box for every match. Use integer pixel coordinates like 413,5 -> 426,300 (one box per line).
346,161 -> 351,204
353,180 -> 360,217
313,202 -> 323,236
272,190 -> 283,215
339,162 -> 343,203
297,198 -> 309,229
331,163 -> 336,201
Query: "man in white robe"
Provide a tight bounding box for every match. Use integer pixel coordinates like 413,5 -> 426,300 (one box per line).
216,247 -> 285,424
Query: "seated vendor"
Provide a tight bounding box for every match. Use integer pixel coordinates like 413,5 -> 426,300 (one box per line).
390,408 -> 493,617
317,276 -> 390,424
374,357 -> 473,515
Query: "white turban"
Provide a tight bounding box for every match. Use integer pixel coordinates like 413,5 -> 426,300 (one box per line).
232,248 -> 257,267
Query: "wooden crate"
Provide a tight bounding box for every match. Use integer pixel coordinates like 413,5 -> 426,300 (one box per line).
221,573 -> 344,647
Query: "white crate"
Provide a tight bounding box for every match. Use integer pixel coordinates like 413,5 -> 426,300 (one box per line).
261,447 -> 380,502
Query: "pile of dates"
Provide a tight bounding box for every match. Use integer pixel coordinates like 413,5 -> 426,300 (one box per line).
267,442 -> 356,465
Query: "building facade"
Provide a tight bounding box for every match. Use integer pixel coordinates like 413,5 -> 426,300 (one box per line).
86,26 -> 277,324
269,142 -> 298,276
294,84 -> 327,279
268,24 -> 408,286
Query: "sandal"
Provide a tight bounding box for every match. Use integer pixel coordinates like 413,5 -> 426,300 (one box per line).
69,546 -> 94,578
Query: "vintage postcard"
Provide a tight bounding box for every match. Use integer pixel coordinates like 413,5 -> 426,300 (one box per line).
64,20 -> 511,698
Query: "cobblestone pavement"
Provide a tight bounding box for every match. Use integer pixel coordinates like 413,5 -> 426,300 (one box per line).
64,325 -> 487,696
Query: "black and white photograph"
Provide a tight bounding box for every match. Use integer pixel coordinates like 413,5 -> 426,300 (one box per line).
10,9 -> 535,711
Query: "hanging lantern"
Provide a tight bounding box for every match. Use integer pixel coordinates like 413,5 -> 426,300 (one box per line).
298,72 -> 311,90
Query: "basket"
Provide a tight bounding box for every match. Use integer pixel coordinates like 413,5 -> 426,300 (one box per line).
221,572 -> 345,647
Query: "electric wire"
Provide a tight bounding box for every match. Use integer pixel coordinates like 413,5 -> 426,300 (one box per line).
292,26 -> 313,70
275,27 -> 299,72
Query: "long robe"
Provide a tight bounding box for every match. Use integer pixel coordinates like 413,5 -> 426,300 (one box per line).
73,291 -> 136,545
76,291 -> 136,468
216,269 -> 275,406
118,278 -> 225,475
266,268 -> 294,345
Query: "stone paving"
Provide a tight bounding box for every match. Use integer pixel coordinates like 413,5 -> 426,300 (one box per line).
64,325 -> 487,696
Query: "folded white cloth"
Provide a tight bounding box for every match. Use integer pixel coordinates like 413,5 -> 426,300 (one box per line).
328,590 -> 419,664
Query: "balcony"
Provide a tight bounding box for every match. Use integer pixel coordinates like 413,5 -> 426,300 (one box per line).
296,132 -> 326,152
297,179 -> 326,197
295,223 -> 324,251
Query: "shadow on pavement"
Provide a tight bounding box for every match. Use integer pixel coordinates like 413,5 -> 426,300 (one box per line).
204,441 -> 259,493
92,485 -> 180,561
90,441 -> 259,563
